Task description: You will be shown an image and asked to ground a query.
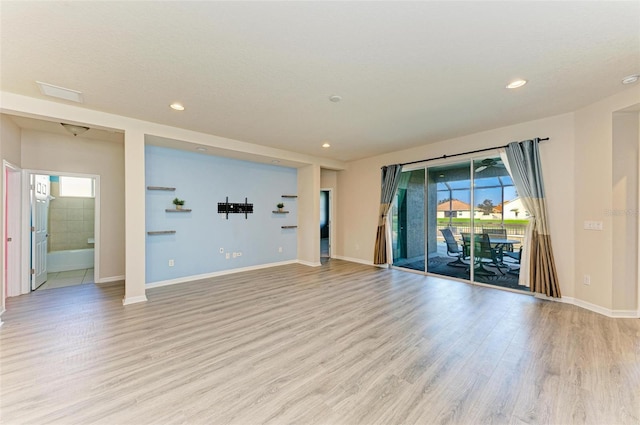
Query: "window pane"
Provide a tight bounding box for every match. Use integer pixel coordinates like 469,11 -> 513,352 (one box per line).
59,176 -> 94,198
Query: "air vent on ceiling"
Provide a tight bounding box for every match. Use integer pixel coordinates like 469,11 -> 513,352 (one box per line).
36,81 -> 84,103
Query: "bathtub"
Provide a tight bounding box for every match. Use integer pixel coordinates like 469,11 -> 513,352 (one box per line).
47,248 -> 95,272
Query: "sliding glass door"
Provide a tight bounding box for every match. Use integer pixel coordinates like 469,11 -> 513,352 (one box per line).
391,156 -> 528,291
426,162 -> 471,279
471,157 -> 528,290
391,168 -> 425,271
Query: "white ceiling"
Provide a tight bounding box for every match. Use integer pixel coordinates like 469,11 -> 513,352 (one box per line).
1,1 -> 639,162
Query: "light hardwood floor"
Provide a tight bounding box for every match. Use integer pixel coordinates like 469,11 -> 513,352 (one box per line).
1,260 -> 639,425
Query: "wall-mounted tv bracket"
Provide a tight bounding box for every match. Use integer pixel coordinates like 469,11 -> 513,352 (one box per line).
217,197 -> 254,219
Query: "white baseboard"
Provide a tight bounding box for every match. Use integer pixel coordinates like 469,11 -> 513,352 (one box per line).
96,275 -> 125,284
610,309 -> 640,318
297,260 -> 322,267
122,295 -> 148,305
146,260 -> 298,289
332,255 -> 384,267
535,294 -> 640,318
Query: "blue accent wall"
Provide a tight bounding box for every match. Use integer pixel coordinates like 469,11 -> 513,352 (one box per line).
145,146 -> 298,284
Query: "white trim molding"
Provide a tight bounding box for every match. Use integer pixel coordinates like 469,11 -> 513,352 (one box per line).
97,275 -> 125,284
146,260 -> 298,289
122,295 -> 148,305
297,260 -> 322,267
535,294 -> 640,318
333,255 -> 388,268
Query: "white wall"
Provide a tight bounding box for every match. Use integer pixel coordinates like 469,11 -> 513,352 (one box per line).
20,129 -> 125,281
337,113 -> 576,297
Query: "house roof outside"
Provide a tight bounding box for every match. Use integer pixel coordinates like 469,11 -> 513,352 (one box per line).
437,199 -> 471,212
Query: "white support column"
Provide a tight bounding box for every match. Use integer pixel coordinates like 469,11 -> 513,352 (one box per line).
123,129 -> 147,305
297,164 -> 321,266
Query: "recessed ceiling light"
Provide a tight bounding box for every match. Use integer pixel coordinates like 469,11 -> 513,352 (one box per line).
622,74 -> 639,85
506,79 -> 527,89
322,142 -> 331,148
170,103 -> 185,111
195,147 -> 207,152
37,81 -> 84,103
329,95 -> 342,103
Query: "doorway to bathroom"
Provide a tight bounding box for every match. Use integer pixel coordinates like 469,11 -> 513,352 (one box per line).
26,171 -> 100,292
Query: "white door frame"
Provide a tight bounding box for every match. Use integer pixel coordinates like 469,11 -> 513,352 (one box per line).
21,169 -> 101,293
320,188 -> 334,258
2,161 -> 22,320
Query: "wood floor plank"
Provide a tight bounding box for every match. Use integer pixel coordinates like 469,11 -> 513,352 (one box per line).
1,260 -> 639,424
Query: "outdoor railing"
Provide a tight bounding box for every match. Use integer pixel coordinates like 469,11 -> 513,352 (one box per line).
436,223 -> 528,237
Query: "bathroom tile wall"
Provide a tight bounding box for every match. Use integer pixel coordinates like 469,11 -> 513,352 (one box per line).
48,182 -> 95,252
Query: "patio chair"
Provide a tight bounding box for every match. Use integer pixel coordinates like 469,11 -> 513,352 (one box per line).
503,246 -> 522,263
503,245 -> 522,275
440,228 -> 467,267
475,233 -> 508,275
482,226 -> 512,251
461,232 -> 472,259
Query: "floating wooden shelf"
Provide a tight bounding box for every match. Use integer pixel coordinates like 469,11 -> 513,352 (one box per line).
147,186 -> 176,191
147,230 -> 176,235
165,209 -> 192,212
281,195 -> 298,198
272,210 -> 289,214
281,225 -> 298,229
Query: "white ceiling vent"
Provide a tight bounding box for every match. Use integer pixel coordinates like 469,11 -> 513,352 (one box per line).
36,81 -> 84,103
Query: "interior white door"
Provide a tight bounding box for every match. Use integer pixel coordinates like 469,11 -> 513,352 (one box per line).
32,175 -> 50,290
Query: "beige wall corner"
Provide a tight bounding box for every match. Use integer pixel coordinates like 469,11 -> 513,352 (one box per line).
123,129 -> 147,304
612,112 -> 638,312
574,85 -> 640,312
297,164 -> 321,266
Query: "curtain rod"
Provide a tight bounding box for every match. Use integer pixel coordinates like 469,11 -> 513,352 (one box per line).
390,137 -> 549,168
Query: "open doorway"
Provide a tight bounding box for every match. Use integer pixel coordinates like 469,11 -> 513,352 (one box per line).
25,171 -> 99,292
320,189 -> 331,259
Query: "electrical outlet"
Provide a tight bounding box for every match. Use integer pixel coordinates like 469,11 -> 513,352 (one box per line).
232,252 -> 237,258
169,259 -> 174,267
219,248 -> 224,254
278,247 -> 283,253
584,220 -> 603,231
225,253 -> 230,260
583,274 -> 591,285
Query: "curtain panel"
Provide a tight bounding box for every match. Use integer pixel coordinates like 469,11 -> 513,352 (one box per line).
373,164 -> 403,265
505,139 -> 561,297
